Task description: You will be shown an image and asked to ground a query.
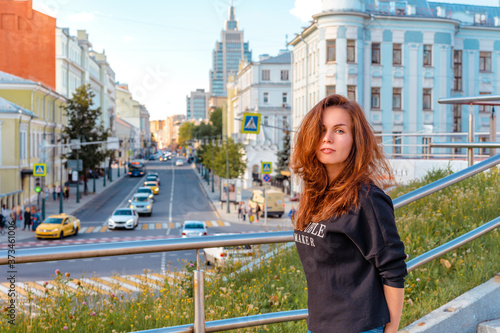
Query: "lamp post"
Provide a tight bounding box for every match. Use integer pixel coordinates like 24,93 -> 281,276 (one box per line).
225,134 -> 230,213
18,110 -> 22,212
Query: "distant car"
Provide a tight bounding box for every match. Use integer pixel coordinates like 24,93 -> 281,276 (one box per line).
146,174 -> 160,185
175,159 -> 184,166
129,193 -> 153,216
108,208 -> 139,230
137,186 -> 154,200
35,213 -> 80,239
181,221 -> 207,238
187,157 -> 194,163
204,245 -> 254,267
143,181 -> 159,194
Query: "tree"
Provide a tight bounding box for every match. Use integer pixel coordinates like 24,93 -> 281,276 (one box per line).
178,122 -> 195,145
213,138 -> 246,179
276,131 -> 291,175
64,84 -> 111,194
209,107 -> 223,136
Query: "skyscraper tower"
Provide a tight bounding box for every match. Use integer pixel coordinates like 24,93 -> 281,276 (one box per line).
209,3 -> 252,97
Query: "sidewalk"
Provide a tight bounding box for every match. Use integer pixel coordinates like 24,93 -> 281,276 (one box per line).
192,163 -> 294,228
7,165 -> 127,242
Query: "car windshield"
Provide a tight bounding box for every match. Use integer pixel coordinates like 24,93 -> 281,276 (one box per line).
146,176 -> 156,180
132,196 -> 149,202
114,209 -> 132,216
138,188 -> 151,193
43,218 -> 63,224
184,223 -> 204,229
145,182 -> 156,186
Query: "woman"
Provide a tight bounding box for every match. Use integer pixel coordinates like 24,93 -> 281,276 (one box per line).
23,206 -> 31,231
290,95 -> 407,333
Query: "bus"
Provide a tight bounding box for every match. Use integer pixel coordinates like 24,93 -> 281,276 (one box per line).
128,160 -> 145,177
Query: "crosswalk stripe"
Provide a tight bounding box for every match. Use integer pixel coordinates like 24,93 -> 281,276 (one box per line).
156,223 -> 162,229
150,273 -> 176,284
124,275 -> 158,289
142,224 -> 148,230
80,227 -> 88,233
216,220 -> 224,227
89,277 -> 132,293
74,279 -> 110,295
93,226 -> 104,233
148,224 -> 155,230
101,226 -> 109,232
1,282 -> 31,297
107,276 -> 142,292
24,281 -> 49,295
85,226 -> 95,233
163,223 -> 170,229
205,221 -> 213,227
18,282 -> 47,297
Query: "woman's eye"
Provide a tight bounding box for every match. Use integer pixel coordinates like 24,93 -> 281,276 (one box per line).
335,129 -> 344,134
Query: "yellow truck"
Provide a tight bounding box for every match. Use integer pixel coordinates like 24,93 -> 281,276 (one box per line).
248,188 -> 285,218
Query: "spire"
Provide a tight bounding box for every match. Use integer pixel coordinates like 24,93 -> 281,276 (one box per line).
225,1 -> 238,30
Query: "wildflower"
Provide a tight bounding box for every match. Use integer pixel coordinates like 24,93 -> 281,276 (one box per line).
189,263 -> 194,267
416,278 -> 421,282
43,281 -> 48,286
91,311 -> 96,316
65,272 -> 70,278
55,269 -> 61,275
82,301 -> 87,306
63,326 -> 68,330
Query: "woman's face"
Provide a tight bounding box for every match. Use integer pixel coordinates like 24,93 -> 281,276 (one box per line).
316,106 -> 353,181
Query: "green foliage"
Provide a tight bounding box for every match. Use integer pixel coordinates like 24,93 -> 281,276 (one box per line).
63,84 -> 110,190
178,122 -> 195,145
200,139 -> 246,179
275,131 -> 291,175
209,108 -> 223,135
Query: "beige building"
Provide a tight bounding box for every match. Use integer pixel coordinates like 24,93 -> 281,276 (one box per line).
165,115 -> 186,148
0,71 -> 66,209
150,120 -> 167,149
115,116 -> 139,162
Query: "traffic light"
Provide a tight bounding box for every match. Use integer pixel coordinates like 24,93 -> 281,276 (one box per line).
34,177 -> 41,193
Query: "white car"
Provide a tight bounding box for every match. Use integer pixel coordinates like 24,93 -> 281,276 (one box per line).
204,245 -> 253,267
108,208 -> 139,230
129,193 -> 154,216
175,159 -> 184,166
181,220 -> 207,238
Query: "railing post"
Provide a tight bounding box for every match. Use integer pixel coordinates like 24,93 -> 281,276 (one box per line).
193,269 -> 205,332
468,103 -> 475,167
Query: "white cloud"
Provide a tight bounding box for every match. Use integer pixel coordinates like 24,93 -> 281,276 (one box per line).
68,12 -> 95,23
289,0 -> 322,22
122,35 -> 134,43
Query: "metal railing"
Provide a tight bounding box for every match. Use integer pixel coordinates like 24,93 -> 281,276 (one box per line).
2,154 -> 500,332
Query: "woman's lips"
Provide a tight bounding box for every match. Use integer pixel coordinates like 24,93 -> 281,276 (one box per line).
320,148 -> 335,154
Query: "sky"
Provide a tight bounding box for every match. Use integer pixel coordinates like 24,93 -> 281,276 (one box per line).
32,0 -> 499,121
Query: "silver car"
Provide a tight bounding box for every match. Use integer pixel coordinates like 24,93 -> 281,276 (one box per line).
108,208 -> 139,230
181,220 -> 207,238
137,186 -> 154,201
129,193 -> 153,216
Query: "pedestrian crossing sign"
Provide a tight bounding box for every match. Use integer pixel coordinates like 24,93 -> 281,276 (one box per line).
33,163 -> 47,177
261,162 -> 272,174
241,112 -> 261,134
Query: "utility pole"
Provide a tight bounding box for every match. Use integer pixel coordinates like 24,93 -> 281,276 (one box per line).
225,134 -> 230,213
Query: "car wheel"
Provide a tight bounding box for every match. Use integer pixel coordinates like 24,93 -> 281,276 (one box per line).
58,231 -> 63,239
74,228 -> 79,236
278,214 -> 283,218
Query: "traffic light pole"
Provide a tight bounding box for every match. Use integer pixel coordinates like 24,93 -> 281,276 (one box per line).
76,149 -> 80,204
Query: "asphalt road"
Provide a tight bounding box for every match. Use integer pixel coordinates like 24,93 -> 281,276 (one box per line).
4,159 -> 285,282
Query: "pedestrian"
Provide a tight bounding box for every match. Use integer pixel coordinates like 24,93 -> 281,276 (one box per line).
247,205 -> 253,223
288,205 -> 296,224
10,207 -> 17,229
255,204 -> 261,223
289,94 -> 407,333
237,202 -> 243,220
23,207 -> 31,231
52,185 -> 57,201
242,203 -> 246,221
1,204 -> 9,218
64,185 -> 70,200
31,206 -> 40,231
56,185 -> 61,199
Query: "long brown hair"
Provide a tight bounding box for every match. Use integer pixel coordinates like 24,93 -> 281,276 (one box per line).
290,94 -> 394,230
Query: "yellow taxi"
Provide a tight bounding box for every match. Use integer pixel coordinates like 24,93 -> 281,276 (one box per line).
144,181 -> 159,194
35,213 -> 81,239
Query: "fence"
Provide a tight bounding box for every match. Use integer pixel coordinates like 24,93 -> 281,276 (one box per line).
1,154 -> 500,332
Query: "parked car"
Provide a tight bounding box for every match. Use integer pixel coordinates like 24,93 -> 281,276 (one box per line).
175,159 -> 184,166
143,181 -> 159,194
35,213 -> 80,239
181,220 -> 207,238
129,193 -> 154,216
108,208 -> 139,230
248,188 -> 285,217
137,186 -> 154,201
204,245 -> 253,267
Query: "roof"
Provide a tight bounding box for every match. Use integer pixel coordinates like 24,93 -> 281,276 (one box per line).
0,71 -> 38,85
0,96 -> 36,117
259,52 -> 291,64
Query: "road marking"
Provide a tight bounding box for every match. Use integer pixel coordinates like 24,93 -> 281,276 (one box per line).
216,220 -> 225,227
169,160 -> 174,222
148,224 -> 155,230
142,224 -> 148,230
156,223 -> 162,229
85,227 -> 95,233
205,221 -> 213,227
161,252 -> 166,274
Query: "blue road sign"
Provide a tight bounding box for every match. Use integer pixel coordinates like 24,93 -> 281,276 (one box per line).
263,174 -> 271,182
241,112 -> 261,134
33,163 -> 47,177
261,162 -> 272,174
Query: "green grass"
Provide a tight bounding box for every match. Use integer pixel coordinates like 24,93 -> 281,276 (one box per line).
1,167 -> 499,332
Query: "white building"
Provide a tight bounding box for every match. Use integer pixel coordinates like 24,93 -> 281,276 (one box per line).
56,28 -> 116,132
228,51 -> 292,188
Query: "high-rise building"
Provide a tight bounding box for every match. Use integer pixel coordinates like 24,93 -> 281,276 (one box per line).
209,4 -> 252,97
186,89 -> 209,120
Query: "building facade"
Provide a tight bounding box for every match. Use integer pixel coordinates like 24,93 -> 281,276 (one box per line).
228,51 -> 292,188
186,89 -> 209,120
165,114 -> 186,148
56,28 -> 116,133
0,71 -> 66,208
209,4 -> 252,97
0,0 -> 56,89
289,0 -> 500,158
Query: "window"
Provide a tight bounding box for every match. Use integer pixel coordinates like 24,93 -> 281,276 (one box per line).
479,92 -> 492,113
283,116 -> 288,128
393,88 -> 402,110
326,40 -> 336,62
263,116 -> 268,125
423,45 -> 432,66
262,70 -> 270,81
282,92 -> 288,104
280,70 -> 289,80
422,137 -> 432,159
263,92 -> 269,103
479,136 -> 489,156
453,50 -> 462,91
480,52 -> 491,72
453,104 -> 462,133
393,132 -> 402,157
326,85 -> 336,96
371,88 -> 380,109
393,44 -> 402,65
423,89 -> 432,110
371,43 -> 381,64
347,85 -> 356,101
347,40 -> 356,63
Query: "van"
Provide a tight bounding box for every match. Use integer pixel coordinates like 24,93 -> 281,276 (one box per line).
248,188 -> 285,217
204,245 -> 253,267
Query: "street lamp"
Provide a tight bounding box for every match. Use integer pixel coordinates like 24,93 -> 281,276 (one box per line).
18,109 -> 22,211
